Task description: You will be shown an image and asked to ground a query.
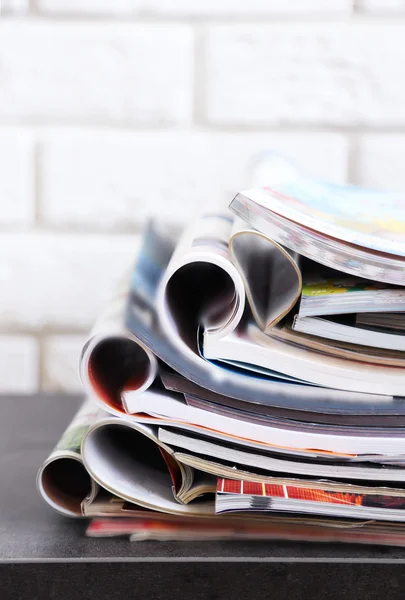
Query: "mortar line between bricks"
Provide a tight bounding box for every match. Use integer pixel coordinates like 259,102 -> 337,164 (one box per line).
33,137 -> 42,224
0,225 -> 143,235
192,24 -> 207,127
6,14 -> 405,25
37,334 -> 45,392
0,15 -> 355,25
2,123 -> 405,135
346,134 -> 359,185
29,0 -> 39,15
0,327 -> 89,336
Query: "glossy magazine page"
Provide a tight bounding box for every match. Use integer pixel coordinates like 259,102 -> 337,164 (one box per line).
230,190 -> 405,285
216,478 -> 405,521
236,179 -> 405,257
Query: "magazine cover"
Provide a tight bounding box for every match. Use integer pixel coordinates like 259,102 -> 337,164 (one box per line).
254,178 -> 405,256
217,478 -> 405,511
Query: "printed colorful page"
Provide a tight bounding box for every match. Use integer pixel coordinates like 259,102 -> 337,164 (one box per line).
297,272 -> 405,317
217,479 -> 405,511
302,277 -> 389,298
241,178 -> 405,257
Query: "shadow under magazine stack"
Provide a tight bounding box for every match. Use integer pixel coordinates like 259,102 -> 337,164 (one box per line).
38,170 -> 405,545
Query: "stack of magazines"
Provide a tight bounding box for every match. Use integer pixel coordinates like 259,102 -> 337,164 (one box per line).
38,169 -> 405,546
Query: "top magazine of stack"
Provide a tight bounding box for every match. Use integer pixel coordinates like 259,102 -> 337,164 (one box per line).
231,172 -> 405,284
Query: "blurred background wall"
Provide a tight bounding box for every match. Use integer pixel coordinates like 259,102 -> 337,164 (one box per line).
0,0 -> 404,394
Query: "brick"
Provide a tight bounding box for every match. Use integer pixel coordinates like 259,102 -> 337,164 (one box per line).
357,135 -> 405,190
0,336 -> 38,393
0,22 -> 193,124
37,0 -> 352,16
0,130 -> 34,225
42,335 -> 86,392
40,130 -> 348,228
357,1 -> 405,12
0,232 -> 140,331
1,0 -> 29,15
205,24 -> 405,127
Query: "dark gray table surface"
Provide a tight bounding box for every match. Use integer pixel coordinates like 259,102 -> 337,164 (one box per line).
2,394 -> 405,599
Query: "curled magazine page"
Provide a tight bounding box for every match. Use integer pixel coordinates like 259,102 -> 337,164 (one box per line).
229,218 -> 302,331
37,398 -> 105,517
80,258 -> 158,415
157,213 -> 246,352
81,412 -> 215,516
158,213 -> 301,342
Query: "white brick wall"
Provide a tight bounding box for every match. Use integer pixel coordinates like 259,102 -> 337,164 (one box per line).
0,0 -> 403,393
42,335 -> 87,393
357,136 -> 405,190
358,1 -> 405,12
205,24 -> 405,127
1,0 -> 29,15
40,131 -> 348,228
0,336 -> 38,393
0,23 -> 193,124
0,131 -> 34,224
0,232 -> 139,331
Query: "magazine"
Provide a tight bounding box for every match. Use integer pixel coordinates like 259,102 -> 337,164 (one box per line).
122,387 -> 405,455
298,276 -> 405,318
87,516 -> 286,541
81,487 -> 215,520
202,323 -> 405,396
80,268 -> 159,414
216,478 -> 405,522
268,323 -> 405,368
230,179 -> 405,284
357,312 -> 405,332
86,515 -> 405,547
293,316 -> 405,352
157,428 -> 405,483
81,410 -> 215,516
183,389 -> 405,428
160,369 -> 405,426
291,273 -> 405,350
37,398 -> 103,517
36,399 -> 163,519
